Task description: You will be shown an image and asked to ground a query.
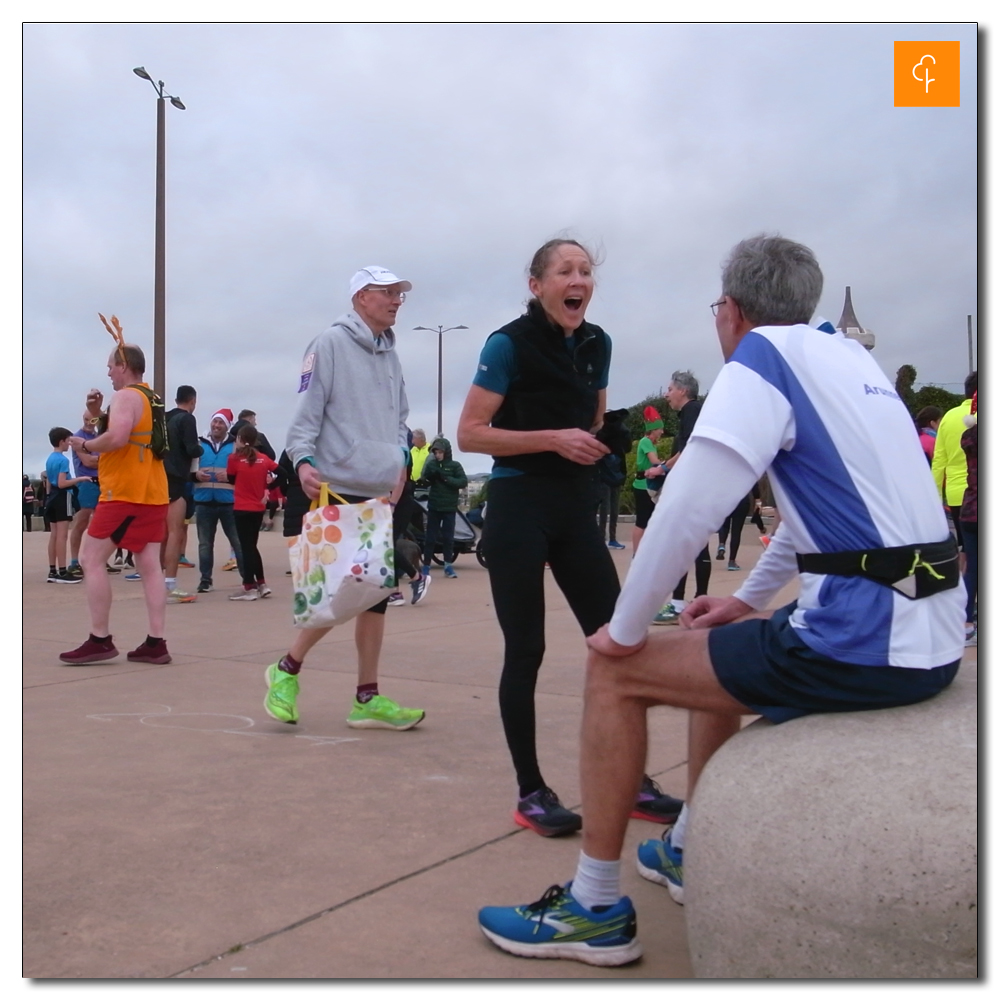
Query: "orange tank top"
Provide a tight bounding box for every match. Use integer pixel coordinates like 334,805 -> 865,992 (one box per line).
98,384 -> 168,505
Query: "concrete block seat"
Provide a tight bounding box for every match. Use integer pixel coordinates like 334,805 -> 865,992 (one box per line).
684,658 -> 977,978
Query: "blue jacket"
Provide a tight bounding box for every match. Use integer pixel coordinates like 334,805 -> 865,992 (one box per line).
194,436 -> 237,504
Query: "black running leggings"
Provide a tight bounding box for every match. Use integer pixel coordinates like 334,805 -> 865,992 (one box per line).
482,474 -> 620,798
718,495 -> 751,562
672,545 -> 712,602
234,510 -> 265,586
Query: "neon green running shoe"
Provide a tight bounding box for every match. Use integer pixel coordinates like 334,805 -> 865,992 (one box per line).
264,662 -> 300,724
346,694 -> 425,731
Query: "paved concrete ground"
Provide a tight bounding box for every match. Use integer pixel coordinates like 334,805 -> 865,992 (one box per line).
27,523 -> 968,980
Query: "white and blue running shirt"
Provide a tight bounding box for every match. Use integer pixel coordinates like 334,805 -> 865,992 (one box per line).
608,324 -> 964,669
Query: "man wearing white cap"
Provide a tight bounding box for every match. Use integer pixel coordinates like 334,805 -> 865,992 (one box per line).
193,407 -> 243,593
266,266 -> 424,731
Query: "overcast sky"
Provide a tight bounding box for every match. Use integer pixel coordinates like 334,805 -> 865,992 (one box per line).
22,21 -> 979,477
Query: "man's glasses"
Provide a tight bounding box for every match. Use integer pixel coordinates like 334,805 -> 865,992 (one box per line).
364,286 -> 406,303
710,298 -> 726,317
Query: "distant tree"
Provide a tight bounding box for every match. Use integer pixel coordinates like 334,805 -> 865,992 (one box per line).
912,384 -> 963,415
893,365 -> 962,416
894,365 -> 917,410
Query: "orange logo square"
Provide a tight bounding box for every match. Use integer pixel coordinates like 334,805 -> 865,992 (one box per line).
894,41 -> 960,107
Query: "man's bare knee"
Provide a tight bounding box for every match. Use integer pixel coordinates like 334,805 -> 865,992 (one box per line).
585,649 -> 643,705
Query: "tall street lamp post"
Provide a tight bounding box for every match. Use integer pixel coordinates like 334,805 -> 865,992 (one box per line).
133,67 -> 185,400
413,325 -> 468,437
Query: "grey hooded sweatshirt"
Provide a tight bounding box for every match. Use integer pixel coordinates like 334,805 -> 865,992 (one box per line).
286,310 -> 409,498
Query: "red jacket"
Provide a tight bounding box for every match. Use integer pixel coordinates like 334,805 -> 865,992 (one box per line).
227,451 -> 278,512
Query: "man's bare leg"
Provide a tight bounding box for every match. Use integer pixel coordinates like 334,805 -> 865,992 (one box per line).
132,544 -> 167,637
289,625 -> 334,663
69,508 -> 93,563
163,496 -> 187,580
285,612 -> 378,667
79,534 -> 117,635
687,710 -> 741,799
580,627 -> 749,862
355,610 -> 385,687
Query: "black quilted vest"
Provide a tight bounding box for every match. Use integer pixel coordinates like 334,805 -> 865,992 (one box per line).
490,301 -> 609,478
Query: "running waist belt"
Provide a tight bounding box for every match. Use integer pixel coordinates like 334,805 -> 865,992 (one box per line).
796,538 -> 959,600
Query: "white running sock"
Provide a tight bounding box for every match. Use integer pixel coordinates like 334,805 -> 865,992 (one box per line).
672,804 -> 689,851
571,852 -> 622,910
165,577 -> 176,591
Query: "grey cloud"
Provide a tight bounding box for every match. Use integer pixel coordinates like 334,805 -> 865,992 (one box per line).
23,22 -> 977,476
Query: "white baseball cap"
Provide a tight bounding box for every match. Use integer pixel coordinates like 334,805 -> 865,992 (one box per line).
349,266 -> 413,298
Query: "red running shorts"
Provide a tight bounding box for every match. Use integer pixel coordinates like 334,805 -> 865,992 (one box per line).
88,501 -> 168,552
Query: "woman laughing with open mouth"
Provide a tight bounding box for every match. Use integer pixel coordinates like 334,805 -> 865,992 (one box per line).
458,239 -> 683,837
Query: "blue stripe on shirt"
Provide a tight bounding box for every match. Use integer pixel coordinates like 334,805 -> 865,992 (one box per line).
730,331 -> 892,664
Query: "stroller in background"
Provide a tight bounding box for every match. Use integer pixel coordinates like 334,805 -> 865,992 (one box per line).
408,497 -> 487,568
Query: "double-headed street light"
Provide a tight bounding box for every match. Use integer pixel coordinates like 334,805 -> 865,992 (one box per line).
133,67 -> 186,400
413,324 -> 469,438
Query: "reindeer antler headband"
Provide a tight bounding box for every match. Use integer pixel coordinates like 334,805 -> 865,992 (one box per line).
98,313 -> 127,365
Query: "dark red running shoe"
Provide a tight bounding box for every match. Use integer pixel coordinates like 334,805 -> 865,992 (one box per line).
126,639 -> 172,664
514,786 -> 582,837
59,636 -> 119,664
631,774 -> 684,823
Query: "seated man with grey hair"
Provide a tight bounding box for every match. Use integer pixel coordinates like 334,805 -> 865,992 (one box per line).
478,234 -> 965,967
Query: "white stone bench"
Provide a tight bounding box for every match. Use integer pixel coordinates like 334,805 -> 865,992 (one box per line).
685,657 -> 977,978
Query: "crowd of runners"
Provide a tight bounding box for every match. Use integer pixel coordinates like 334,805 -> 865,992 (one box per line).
29,233 -> 976,967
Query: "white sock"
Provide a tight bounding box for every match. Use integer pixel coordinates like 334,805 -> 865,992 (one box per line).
165,577 -> 176,591
672,804 -> 689,851
570,852 -> 622,910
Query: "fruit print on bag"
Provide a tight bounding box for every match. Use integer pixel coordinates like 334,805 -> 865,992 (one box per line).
288,494 -> 395,628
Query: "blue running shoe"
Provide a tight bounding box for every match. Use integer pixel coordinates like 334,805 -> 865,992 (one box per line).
607,540 -> 626,550
636,828 -> 684,904
478,883 -> 642,966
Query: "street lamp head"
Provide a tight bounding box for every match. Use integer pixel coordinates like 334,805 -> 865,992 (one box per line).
133,66 -> 152,81
454,325 -> 469,330
169,97 -> 186,110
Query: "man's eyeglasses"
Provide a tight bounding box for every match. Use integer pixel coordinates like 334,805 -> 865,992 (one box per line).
710,298 -> 726,317
364,286 -> 406,303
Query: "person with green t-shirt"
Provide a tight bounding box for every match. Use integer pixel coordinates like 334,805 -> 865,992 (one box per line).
631,406 -> 667,553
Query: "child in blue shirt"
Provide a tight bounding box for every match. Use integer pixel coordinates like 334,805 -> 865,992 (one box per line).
45,427 -> 90,583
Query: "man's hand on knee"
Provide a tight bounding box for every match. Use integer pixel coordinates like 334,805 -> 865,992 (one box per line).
586,624 -> 647,658
681,595 -> 754,630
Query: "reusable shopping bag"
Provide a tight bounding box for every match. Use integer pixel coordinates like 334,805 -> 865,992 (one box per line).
288,483 -> 395,628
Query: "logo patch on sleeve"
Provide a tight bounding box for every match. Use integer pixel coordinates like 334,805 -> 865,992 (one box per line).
298,353 -> 316,392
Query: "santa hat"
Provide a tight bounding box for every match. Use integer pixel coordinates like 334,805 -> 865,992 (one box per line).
963,392 -> 977,427
211,408 -> 234,430
644,406 -> 664,432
